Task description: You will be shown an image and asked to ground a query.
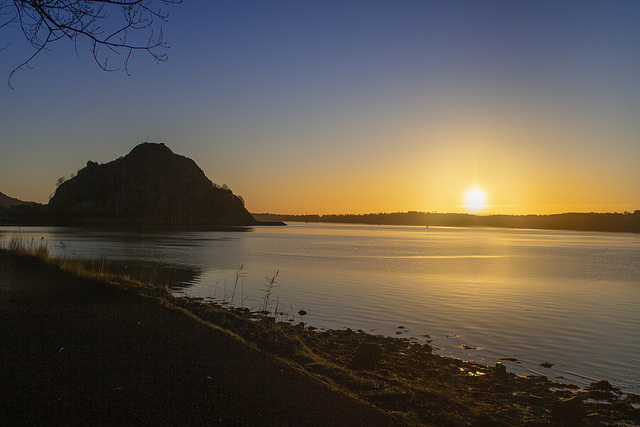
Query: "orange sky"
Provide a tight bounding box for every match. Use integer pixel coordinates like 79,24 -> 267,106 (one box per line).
2,2 -> 639,215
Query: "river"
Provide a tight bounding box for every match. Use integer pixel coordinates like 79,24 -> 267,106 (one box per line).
2,223 -> 638,394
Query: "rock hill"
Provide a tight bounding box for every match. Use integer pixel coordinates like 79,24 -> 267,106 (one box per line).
0,192 -> 42,225
0,191 -> 27,208
48,143 -> 256,227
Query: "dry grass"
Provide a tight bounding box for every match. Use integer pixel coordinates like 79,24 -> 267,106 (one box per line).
1,235 -> 171,299
4,235 -> 50,260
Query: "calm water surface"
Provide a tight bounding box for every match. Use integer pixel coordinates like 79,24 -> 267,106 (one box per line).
2,223 -> 639,393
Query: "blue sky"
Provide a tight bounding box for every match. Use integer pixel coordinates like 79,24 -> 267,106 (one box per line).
1,1 -> 639,214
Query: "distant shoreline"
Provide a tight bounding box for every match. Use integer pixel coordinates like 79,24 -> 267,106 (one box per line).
253,211 -> 640,234
3,207 -> 638,233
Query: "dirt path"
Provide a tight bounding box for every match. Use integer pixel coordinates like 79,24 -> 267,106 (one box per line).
0,251 -> 403,426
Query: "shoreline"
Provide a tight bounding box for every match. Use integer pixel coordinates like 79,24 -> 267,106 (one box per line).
254,211 -> 640,234
0,250 -> 399,426
4,210 -> 639,233
2,249 -> 639,425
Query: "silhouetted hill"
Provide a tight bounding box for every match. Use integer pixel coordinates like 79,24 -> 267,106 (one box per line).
0,192 -> 43,225
254,211 -> 640,233
46,143 -> 256,227
0,191 -> 27,208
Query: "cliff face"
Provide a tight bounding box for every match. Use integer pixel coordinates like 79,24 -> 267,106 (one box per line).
48,143 -> 256,227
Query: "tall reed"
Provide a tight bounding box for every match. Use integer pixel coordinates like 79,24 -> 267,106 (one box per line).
229,264 -> 245,307
261,270 -> 280,314
5,234 -> 50,260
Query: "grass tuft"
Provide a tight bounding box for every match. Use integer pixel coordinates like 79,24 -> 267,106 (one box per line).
5,234 -> 50,260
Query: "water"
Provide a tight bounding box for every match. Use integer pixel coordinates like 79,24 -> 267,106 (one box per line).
2,223 -> 639,393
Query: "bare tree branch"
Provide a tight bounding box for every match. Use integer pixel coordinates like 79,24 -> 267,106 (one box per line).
2,0 -> 182,87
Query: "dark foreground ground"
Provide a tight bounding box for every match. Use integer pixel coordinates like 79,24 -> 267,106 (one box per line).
2,250 -> 639,426
0,251 -> 401,426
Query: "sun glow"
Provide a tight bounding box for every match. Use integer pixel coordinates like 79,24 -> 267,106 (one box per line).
463,188 -> 488,212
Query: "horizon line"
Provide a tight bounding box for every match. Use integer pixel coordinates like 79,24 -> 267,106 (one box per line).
252,210 -> 640,217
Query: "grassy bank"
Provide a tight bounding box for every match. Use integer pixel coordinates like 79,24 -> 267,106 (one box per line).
2,240 -> 639,425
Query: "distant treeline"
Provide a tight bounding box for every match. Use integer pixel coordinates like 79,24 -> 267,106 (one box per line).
253,211 -> 640,233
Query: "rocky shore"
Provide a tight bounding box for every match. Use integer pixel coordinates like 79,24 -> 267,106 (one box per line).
2,250 -> 639,425
166,298 -> 640,426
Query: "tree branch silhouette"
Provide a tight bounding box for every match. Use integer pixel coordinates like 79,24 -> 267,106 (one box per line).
1,0 -> 182,87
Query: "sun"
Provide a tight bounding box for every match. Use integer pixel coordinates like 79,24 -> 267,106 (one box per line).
463,188 -> 488,212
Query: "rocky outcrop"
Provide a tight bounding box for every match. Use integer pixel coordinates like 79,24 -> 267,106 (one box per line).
48,143 -> 256,227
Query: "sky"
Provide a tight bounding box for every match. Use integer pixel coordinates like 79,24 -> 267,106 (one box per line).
1,1 -> 639,215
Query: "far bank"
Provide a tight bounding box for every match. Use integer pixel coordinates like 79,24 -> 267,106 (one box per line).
254,211 -> 640,233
